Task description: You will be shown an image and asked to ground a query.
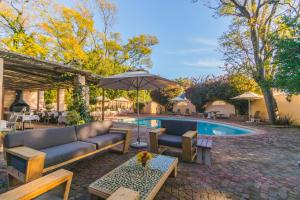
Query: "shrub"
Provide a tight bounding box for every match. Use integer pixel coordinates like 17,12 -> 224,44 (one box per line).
134,102 -> 145,113
275,115 -> 294,126
66,110 -> 85,125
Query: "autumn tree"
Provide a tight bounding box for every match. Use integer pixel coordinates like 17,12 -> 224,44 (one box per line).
198,0 -> 300,124
0,0 -> 50,57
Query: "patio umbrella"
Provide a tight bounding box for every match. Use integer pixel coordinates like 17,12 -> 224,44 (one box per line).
99,70 -> 176,148
232,92 -> 263,121
170,94 -> 188,103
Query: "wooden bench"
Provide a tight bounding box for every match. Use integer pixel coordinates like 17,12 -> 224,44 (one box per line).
196,138 -> 213,166
0,169 -> 73,200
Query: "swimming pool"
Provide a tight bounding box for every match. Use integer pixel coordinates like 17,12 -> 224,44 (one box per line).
116,117 -> 254,136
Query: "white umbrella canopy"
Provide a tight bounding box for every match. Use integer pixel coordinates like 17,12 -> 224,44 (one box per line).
232,92 -> 263,121
99,70 -> 177,148
99,70 -> 176,90
232,92 -> 263,100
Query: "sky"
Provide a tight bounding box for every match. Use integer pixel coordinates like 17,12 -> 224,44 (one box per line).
110,0 -> 232,79
64,0 -> 232,79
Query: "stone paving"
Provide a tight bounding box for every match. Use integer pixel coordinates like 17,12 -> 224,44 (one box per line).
1,121 -> 300,200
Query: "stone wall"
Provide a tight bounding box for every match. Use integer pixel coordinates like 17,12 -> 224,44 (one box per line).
3,89 -> 45,111
251,93 -> 300,124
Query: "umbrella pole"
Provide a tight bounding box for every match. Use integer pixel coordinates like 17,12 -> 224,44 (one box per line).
102,88 -> 105,121
248,99 -> 251,121
130,81 -> 147,149
137,87 -> 140,143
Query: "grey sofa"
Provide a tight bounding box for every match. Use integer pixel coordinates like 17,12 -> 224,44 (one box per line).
4,121 -> 132,172
149,120 -> 197,162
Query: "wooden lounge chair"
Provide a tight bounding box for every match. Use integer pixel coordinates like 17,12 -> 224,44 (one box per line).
0,169 -> 73,200
149,120 -> 197,162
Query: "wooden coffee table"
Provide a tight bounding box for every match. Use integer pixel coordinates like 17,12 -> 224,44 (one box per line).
88,154 -> 178,200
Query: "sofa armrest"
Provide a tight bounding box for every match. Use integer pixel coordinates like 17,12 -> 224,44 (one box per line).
109,128 -> 132,153
182,131 -> 197,162
5,146 -> 46,185
149,128 -> 166,135
182,130 -> 197,139
109,128 -> 131,134
149,128 -> 166,153
0,169 -> 73,200
5,146 -> 46,161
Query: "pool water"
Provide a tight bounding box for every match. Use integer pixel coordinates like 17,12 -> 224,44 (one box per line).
117,117 -> 253,136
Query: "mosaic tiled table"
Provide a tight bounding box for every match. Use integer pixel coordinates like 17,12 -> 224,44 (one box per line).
88,154 -> 178,200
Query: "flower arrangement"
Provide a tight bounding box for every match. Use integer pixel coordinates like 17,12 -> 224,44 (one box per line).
137,151 -> 153,167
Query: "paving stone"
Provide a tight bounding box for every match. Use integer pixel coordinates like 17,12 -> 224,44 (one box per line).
0,122 -> 300,199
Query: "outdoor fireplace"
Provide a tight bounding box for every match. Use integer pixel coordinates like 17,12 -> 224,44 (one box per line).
9,90 -> 30,112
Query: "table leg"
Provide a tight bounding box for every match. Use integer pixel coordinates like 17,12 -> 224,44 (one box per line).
196,147 -> 203,164
204,149 -> 212,166
170,165 -> 177,177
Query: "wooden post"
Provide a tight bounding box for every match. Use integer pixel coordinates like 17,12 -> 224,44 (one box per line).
0,58 -> 3,120
102,88 -> 105,121
37,91 -> 44,111
37,91 -> 40,111
57,89 -> 65,112
74,75 -> 89,109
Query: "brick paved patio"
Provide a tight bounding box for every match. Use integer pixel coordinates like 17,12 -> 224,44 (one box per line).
1,122 -> 300,200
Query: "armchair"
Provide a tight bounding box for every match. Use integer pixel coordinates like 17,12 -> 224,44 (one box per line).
0,169 -> 73,200
149,120 -> 198,162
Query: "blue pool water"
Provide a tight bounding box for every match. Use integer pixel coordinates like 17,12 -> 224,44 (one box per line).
117,117 -> 253,136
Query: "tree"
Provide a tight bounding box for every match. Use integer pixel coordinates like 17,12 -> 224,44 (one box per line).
274,17 -> 300,94
41,4 -> 94,65
185,76 -> 239,112
228,74 -> 260,94
174,77 -> 194,89
199,0 -> 300,124
185,75 -> 258,114
150,86 -> 183,111
0,0 -> 50,58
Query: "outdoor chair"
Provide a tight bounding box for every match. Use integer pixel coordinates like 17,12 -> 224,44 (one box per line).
251,111 -> 261,122
44,112 -> 51,124
149,120 -> 197,162
0,169 -> 73,200
6,113 -> 18,130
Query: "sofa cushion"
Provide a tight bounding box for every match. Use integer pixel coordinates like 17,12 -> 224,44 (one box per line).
83,133 -> 125,149
161,120 -> 197,136
158,134 -> 182,148
4,126 -> 77,150
41,141 -> 96,168
75,121 -> 113,141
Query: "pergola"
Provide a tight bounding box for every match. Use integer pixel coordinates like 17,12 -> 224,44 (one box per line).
0,50 -> 102,119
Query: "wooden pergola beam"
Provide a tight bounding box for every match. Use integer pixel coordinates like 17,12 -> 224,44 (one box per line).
0,50 -> 102,90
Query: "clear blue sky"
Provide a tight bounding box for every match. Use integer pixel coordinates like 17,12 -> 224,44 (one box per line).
64,0 -> 231,79
110,0 -> 231,79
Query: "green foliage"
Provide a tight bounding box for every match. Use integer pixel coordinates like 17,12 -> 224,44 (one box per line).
66,110 -> 85,125
185,75 -> 257,114
71,86 -> 91,123
174,77 -> 193,89
274,17 -> 300,94
150,86 -> 183,110
134,102 -> 145,113
44,90 -> 57,106
228,74 -> 260,94
275,115 -> 295,126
